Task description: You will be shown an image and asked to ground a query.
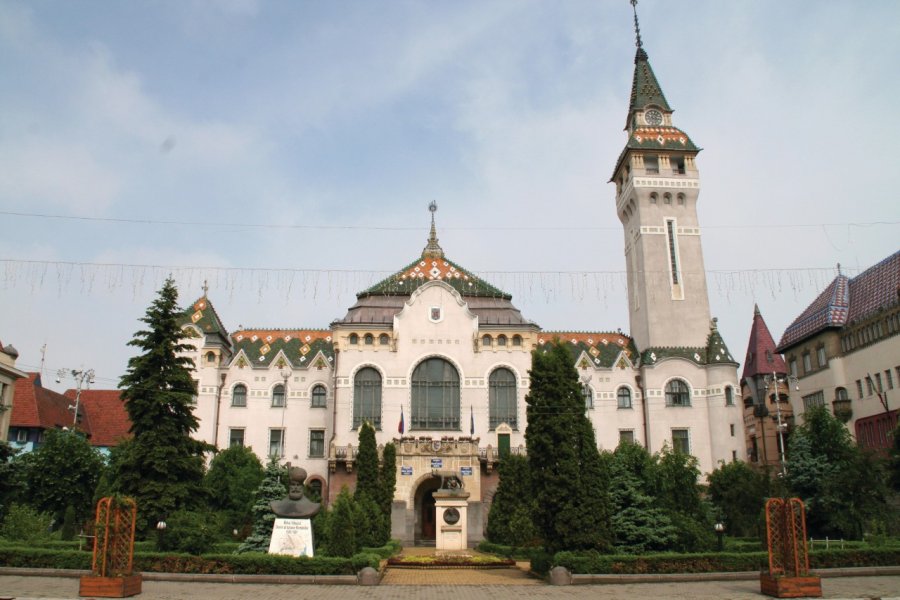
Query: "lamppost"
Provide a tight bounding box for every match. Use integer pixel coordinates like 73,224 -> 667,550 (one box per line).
56,368 -> 95,426
714,522 -> 725,552
764,371 -> 799,478
155,520 -> 167,551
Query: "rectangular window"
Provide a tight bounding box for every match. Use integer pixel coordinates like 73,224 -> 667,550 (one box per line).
672,429 -> 690,454
789,359 -> 798,378
619,430 -> 635,445
644,155 -> 659,174
875,373 -> 883,392
802,391 -> 825,411
16,429 -> 27,443
269,429 -> 284,458
802,353 -> 812,373
730,424 -> 735,437
750,436 -> 759,462
886,369 -> 894,390
857,379 -> 864,399
672,156 -> 686,175
309,430 -> 325,458
816,347 -> 826,367
866,377 -> 874,395
229,428 -> 245,447
665,219 -> 681,287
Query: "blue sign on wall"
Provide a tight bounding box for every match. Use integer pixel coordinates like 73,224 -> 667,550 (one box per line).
460,466 -> 473,476
431,458 -> 443,468
401,466 -> 413,476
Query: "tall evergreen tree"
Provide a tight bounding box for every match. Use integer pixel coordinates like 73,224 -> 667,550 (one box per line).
525,340 -> 611,553
378,442 -> 397,542
117,277 -> 211,531
237,458 -> 286,553
354,421 -> 379,500
486,454 -> 538,546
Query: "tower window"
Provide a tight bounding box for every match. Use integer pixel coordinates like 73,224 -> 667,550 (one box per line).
349,333 -> 359,345
665,219 -> 681,286
512,335 -> 522,347
644,155 -> 659,174
725,386 -> 734,406
650,192 -> 658,204
672,156 -> 686,175
677,193 -> 685,205
364,333 -> 374,345
482,335 -> 492,347
617,387 -> 632,409
497,335 -> 507,347
665,379 -> 691,407
664,193 -> 672,204
379,334 -> 390,346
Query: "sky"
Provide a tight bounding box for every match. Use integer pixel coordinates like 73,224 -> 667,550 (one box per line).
1,0 -> 898,393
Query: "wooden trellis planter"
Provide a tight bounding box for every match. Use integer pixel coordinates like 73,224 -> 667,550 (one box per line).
760,497 -> 821,598
79,496 -> 142,598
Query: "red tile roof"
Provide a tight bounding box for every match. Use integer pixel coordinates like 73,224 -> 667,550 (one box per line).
63,389 -> 132,447
11,373 -> 78,431
741,305 -> 787,380
778,251 -> 900,351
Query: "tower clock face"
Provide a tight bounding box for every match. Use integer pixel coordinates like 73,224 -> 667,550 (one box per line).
645,109 -> 663,126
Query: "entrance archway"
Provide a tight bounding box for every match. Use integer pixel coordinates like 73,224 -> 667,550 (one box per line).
413,475 -> 441,545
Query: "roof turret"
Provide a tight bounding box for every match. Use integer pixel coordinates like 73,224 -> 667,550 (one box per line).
742,304 -> 787,380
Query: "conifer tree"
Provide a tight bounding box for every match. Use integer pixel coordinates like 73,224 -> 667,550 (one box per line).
354,422 -> 379,500
525,340 -> 611,553
378,442 -> 397,542
237,458 -> 286,553
327,487 -> 358,557
117,277 -> 210,531
486,454 -> 538,546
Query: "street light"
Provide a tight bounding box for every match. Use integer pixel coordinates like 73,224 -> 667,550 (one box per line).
155,520 -> 167,551
57,368 -> 95,426
764,371 -> 799,478
714,522 -> 725,551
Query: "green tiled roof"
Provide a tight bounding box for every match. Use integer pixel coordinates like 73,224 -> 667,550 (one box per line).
230,330 -> 334,370
640,327 -> 737,367
629,49 -> 671,116
180,296 -> 228,339
361,255 -> 511,300
536,332 -> 638,369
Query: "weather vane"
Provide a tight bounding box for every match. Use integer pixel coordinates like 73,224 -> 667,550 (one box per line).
630,0 -> 643,49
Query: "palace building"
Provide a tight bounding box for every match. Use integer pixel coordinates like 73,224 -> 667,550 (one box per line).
179,17 -> 743,546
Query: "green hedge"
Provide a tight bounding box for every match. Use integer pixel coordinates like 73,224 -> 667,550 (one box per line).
553,547 -> 900,574
361,539 -> 402,559
0,546 -> 379,575
476,541 -> 544,560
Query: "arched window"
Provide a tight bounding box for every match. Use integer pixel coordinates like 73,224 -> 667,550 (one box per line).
206,351 -> 216,364
379,334 -> 390,346
497,335 -> 507,347
665,379 -> 691,407
364,333 -> 374,345
677,193 -> 685,205
725,385 -> 734,406
650,192 -> 658,204
232,384 -> 247,407
349,333 -> 359,345
307,479 -> 323,502
311,384 -> 327,408
617,386 -> 632,409
272,384 -> 285,407
512,335 -> 522,347
835,387 -> 849,401
664,192 -> 672,204
582,385 -> 593,410
489,368 -> 517,430
353,368 -> 382,429
482,335 -> 492,348
411,358 -> 460,430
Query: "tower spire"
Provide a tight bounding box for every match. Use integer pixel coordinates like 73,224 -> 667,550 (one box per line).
630,0 -> 646,58
422,201 -> 444,259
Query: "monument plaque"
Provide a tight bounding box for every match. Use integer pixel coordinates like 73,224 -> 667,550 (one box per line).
268,518 -> 314,558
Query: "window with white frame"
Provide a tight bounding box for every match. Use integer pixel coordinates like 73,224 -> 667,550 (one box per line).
232,384 -> 247,407
16,429 -> 27,443
816,347 -> 826,367
411,358 -> 460,430
619,430 -> 635,445
725,385 -> 734,406
802,352 -> 812,372
802,391 -> 825,411
665,379 -> 691,407
353,367 -> 382,429
672,429 -> 690,454
309,430 -> 325,458
617,387 -> 632,409
789,359 -> 798,378
582,385 -> 594,410
271,384 -> 285,407
311,384 -> 327,408
269,429 -> 285,457
229,428 -> 244,447
489,368 -> 517,430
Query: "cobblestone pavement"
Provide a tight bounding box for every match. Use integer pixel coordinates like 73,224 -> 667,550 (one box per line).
1,574 -> 899,600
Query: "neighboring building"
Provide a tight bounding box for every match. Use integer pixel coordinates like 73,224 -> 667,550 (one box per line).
776,251 -> 900,452
740,305 -> 795,471
63,389 -> 132,454
180,22 -> 742,546
0,339 -> 27,441
9,373 -> 130,453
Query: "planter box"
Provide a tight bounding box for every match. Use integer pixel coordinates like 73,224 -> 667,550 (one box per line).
759,573 -> 822,598
79,574 -> 142,597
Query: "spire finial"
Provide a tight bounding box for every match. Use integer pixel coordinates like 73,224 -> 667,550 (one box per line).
836,262 -> 842,276
630,0 -> 643,51
423,201 -> 444,259
202,279 -> 209,296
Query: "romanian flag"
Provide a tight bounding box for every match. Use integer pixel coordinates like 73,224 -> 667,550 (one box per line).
398,407 -> 405,435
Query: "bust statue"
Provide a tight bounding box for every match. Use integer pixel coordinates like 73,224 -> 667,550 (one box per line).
270,466 -> 321,519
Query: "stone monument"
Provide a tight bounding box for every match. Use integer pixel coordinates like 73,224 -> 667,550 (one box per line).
268,466 -> 320,558
432,469 -> 470,550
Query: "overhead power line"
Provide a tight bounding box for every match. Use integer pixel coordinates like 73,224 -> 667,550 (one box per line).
0,210 -> 897,232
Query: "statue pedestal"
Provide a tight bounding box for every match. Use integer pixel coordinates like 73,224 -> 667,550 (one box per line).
268,518 -> 315,557
434,490 -> 469,550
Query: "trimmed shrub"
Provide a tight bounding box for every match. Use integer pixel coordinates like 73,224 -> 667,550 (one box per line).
361,539 -> 402,559
529,550 -> 553,576
156,510 -> 219,555
0,504 -> 53,544
476,540 -> 544,560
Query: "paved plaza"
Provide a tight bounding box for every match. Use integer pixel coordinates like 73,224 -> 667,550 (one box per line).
1,573 -> 899,600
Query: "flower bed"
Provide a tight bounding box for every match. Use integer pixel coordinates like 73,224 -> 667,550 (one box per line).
387,554 -> 515,569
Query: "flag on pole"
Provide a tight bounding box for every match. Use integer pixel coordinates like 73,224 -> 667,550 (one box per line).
398,407 -> 405,435
470,405 -> 475,436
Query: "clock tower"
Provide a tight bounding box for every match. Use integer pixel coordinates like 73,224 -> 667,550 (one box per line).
611,1 -> 711,352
